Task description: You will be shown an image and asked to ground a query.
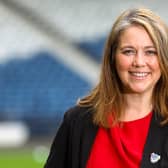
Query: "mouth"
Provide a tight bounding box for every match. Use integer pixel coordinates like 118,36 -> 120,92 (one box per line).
129,72 -> 150,78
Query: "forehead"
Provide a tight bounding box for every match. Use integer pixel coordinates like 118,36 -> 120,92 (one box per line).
118,25 -> 154,47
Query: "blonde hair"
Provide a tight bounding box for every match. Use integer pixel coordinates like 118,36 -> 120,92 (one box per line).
78,8 -> 168,127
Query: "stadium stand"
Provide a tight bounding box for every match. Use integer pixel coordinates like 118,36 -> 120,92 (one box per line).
0,0 -> 167,140
76,36 -> 106,62
0,51 -> 91,136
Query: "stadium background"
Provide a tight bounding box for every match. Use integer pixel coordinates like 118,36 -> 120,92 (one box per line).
0,0 -> 166,167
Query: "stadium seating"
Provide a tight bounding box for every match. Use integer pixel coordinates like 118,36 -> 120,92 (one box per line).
0,51 -> 91,136
77,36 -> 106,62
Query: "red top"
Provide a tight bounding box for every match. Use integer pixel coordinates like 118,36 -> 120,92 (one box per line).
86,112 -> 152,168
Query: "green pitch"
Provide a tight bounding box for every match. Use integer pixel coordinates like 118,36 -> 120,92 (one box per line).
0,148 -> 48,168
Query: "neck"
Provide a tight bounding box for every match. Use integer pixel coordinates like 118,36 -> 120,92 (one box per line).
121,93 -> 153,121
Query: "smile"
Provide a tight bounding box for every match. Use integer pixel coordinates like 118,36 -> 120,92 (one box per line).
129,72 -> 150,77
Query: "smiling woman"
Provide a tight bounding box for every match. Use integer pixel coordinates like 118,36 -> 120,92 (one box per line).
115,25 -> 161,121
44,8 -> 168,168
115,25 -> 161,95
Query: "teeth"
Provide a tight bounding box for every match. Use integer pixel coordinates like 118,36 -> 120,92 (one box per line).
131,72 -> 148,77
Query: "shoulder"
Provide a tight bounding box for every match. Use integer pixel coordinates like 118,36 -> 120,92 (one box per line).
63,105 -> 94,126
64,105 -> 94,120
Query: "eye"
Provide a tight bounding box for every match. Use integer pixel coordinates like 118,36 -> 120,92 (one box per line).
122,49 -> 136,56
145,50 -> 157,56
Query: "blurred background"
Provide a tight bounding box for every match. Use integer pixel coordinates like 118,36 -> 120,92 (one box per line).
0,0 -> 167,167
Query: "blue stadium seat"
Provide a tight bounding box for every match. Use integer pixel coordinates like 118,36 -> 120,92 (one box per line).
0,51 -> 91,136
77,36 -> 106,62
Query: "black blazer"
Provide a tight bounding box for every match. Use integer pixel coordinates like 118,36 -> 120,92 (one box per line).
44,106 -> 168,168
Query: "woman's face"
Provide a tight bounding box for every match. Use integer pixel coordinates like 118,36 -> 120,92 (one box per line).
115,25 -> 161,95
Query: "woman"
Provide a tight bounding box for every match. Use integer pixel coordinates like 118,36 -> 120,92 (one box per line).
44,8 -> 168,168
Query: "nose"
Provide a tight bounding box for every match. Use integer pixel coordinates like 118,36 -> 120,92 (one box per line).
132,51 -> 146,67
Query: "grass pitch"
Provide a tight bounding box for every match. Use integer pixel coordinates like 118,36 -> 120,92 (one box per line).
0,147 -> 48,168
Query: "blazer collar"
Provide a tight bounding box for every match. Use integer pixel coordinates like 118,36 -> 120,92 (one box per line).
80,111 -> 98,168
140,112 -> 168,168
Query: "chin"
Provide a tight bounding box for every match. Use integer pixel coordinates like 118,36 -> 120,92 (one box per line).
125,86 -> 151,94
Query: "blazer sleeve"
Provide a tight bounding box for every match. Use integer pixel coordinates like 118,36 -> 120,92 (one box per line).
44,112 -> 70,168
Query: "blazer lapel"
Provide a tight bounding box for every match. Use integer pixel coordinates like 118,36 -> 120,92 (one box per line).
140,112 -> 168,168
80,112 -> 98,168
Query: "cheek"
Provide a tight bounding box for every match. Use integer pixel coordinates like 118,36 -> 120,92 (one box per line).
148,59 -> 161,82
149,59 -> 161,73
115,56 -> 131,73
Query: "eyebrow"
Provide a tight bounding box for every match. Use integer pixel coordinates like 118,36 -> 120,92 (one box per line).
144,46 -> 156,49
119,45 -> 156,50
